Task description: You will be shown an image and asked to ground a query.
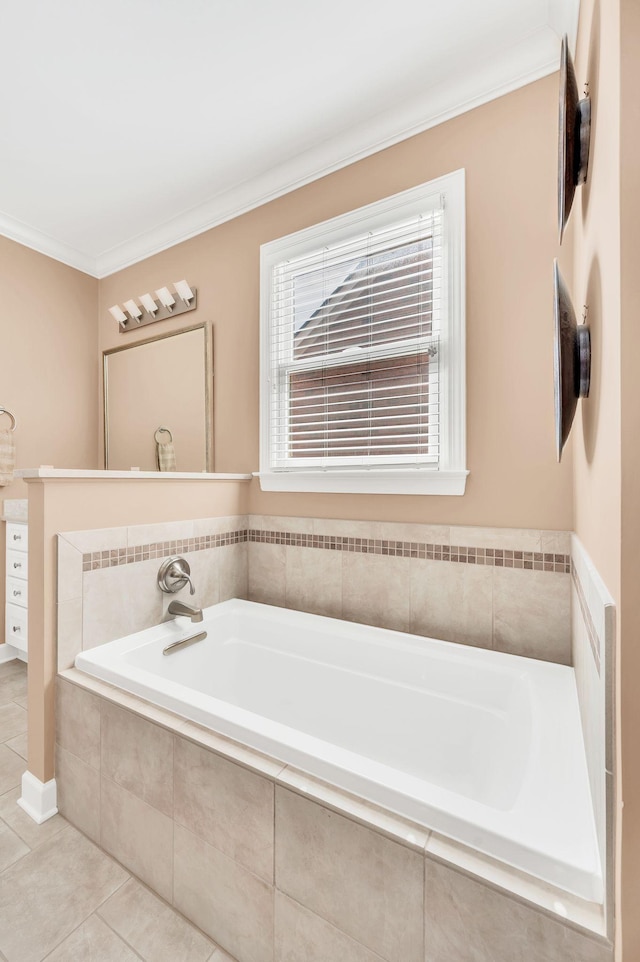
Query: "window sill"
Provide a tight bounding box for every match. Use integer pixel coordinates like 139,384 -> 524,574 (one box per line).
256,470 -> 469,496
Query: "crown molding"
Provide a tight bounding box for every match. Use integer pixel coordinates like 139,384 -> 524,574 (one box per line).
95,24 -> 562,277
0,16 -> 574,279
0,209 -> 97,276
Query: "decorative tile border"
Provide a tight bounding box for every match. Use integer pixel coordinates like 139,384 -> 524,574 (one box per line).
250,530 -> 571,572
571,560 -> 601,675
82,530 -> 247,571
82,526 -> 570,573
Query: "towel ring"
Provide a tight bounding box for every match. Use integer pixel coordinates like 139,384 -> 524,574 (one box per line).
0,407 -> 16,431
154,426 -> 173,443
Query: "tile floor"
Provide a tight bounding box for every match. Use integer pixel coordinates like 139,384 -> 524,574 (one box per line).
0,660 -> 234,962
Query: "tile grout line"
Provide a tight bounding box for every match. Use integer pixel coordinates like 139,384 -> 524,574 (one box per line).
94,904 -> 154,962
277,889 -> 390,962
423,846 -> 428,959
272,783 -> 277,892
37,877 -> 139,962
272,783 -> 277,961
98,693 -> 103,858
0,791 -> 67,858
171,733 -> 175,909
97,872 -> 222,960
3,741 -> 27,762
491,563 -> 497,651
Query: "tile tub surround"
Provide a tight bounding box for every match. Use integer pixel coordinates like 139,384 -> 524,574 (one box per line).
571,535 -> 616,940
57,516 -> 572,669
56,669 -> 613,962
56,515 -> 249,670
248,517 -> 572,664
0,662 -> 228,962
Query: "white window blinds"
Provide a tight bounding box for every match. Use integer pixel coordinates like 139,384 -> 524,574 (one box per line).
268,206 -> 443,470
260,170 -> 467,496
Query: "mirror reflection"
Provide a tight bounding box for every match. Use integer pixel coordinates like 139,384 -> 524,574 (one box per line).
103,324 -> 212,472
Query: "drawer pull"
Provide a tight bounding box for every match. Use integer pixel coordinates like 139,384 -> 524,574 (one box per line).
12,590 -> 21,597
12,534 -> 22,541
12,625 -> 20,633
13,562 -> 22,570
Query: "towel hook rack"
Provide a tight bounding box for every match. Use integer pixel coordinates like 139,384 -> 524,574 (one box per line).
0,407 -> 16,431
154,426 -> 173,443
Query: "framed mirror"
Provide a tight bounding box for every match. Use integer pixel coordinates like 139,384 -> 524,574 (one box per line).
104,323 -> 213,471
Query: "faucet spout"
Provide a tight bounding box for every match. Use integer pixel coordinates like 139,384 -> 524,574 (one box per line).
167,600 -> 203,623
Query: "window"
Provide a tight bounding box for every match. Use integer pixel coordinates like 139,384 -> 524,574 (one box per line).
259,169 -> 467,495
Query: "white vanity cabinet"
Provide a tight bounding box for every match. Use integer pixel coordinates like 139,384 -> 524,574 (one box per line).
5,520 -> 28,660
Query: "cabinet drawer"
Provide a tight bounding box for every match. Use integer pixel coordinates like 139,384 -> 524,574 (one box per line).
6,522 -> 28,553
6,549 -> 27,580
6,576 -> 27,608
5,602 -> 27,651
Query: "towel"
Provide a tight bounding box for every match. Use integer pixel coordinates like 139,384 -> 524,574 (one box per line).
0,429 -> 15,486
156,437 -> 177,471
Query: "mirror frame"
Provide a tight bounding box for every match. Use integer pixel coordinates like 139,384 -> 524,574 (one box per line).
103,322 -> 213,472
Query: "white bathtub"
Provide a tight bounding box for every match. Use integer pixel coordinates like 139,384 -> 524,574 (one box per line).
75,598 -> 602,902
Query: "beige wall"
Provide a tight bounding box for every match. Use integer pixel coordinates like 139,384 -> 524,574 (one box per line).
99,75 -> 572,532
26,476 -> 250,782
0,239 -> 98,636
619,0 -> 640,958
570,0 -> 621,621
570,0 -> 640,958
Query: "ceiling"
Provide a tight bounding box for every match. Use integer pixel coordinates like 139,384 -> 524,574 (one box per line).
0,0 -> 578,277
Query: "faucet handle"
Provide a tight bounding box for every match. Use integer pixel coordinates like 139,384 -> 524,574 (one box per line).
157,556 -> 196,595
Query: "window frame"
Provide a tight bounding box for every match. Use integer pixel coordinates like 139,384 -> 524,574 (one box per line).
259,168 -> 467,495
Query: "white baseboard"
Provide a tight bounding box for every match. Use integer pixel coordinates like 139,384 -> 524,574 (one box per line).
17,771 -> 58,823
0,643 -> 20,664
